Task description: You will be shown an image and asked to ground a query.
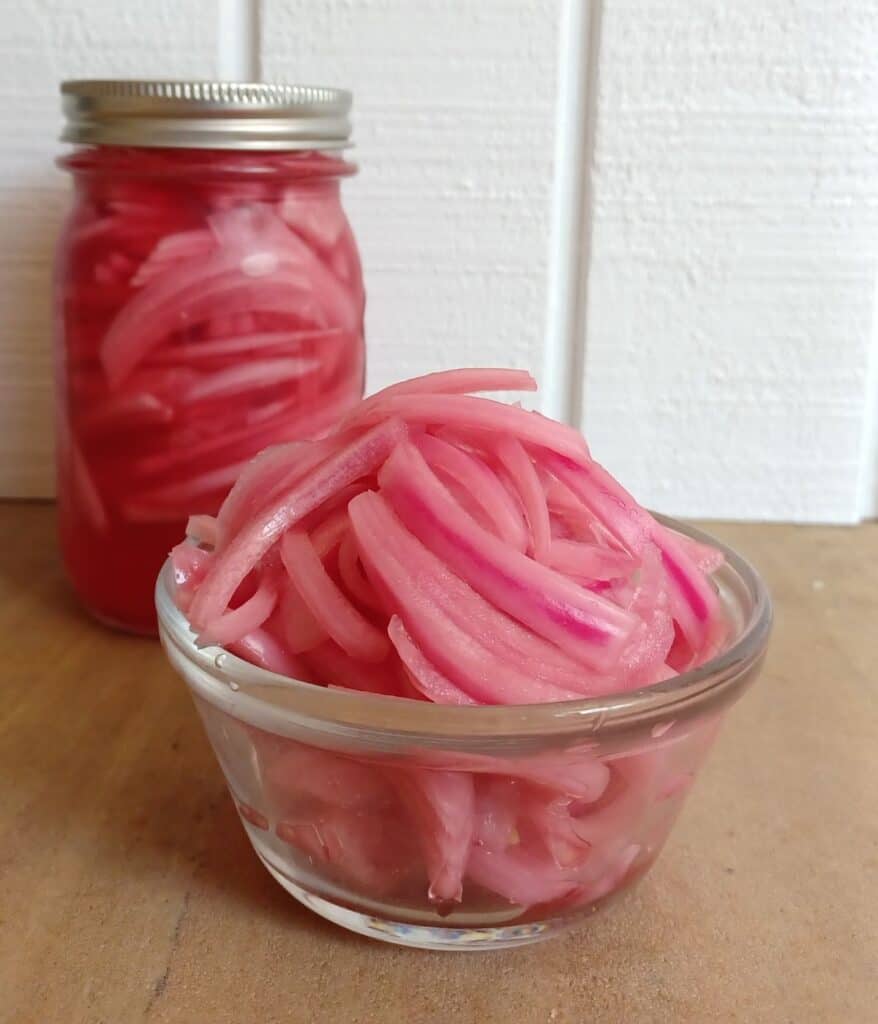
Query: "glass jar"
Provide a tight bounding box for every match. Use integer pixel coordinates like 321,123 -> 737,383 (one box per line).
156,518 -> 772,950
55,81 -> 365,633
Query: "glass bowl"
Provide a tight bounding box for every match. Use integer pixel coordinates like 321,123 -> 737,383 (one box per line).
156,517 -> 771,951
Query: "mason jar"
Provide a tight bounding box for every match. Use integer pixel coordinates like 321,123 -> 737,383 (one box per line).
55,81 -> 365,633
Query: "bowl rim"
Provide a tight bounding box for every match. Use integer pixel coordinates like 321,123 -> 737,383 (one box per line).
156,515 -> 772,742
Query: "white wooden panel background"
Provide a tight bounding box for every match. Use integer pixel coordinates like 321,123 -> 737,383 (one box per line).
0,1 -> 218,497
262,0 -> 559,398
0,0 -> 876,522
583,0 -> 878,522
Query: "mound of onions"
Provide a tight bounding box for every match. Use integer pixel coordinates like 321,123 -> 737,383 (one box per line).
173,368 -> 727,909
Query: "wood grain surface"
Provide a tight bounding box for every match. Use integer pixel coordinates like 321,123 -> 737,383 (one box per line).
1,503 -> 876,1023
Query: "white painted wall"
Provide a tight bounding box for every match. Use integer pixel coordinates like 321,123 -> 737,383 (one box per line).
582,0 -> 878,522
0,0 -> 876,522
261,0 -> 560,400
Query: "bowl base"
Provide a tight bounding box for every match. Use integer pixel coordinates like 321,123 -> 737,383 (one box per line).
257,852 -> 578,951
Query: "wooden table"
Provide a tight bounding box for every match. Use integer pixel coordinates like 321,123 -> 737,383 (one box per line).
1,504 -> 876,1023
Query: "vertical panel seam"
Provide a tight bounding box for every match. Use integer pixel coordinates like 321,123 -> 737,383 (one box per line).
542,0 -> 604,426
217,0 -> 261,81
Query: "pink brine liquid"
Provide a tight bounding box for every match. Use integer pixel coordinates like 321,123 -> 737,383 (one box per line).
54,147 -> 365,631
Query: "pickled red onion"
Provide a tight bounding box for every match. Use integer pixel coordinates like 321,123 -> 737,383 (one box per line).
175,367 -> 729,912
58,153 -> 366,632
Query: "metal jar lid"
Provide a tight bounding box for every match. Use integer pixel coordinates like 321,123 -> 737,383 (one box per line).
60,80 -> 353,150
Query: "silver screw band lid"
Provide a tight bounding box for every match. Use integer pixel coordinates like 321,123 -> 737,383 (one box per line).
60,80 -> 353,150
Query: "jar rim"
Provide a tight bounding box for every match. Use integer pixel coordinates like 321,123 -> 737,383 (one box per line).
60,80 -> 353,151
156,515 -> 773,745
55,146 -> 357,181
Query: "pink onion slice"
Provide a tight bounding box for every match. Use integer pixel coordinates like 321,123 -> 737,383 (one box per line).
493,436 -> 552,562
388,767 -> 475,904
146,327 -> 345,365
379,442 -> 637,672
545,539 -> 636,582
215,435 -> 343,547
228,626 -> 305,677
337,532 -> 383,611
350,491 -> 613,696
77,392 -> 174,437
181,358 -> 321,404
197,573 -> 278,647
308,508 -> 351,559
425,749 -> 610,803
547,453 -> 721,653
277,584 -> 327,653
349,367 -> 537,424
170,540 -> 213,613
387,616 -> 478,706
303,641 -> 398,695
466,843 -> 581,907
350,394 -> 589,465
415,433 -> 528,551
280,529 -> 389,663
188,417 -> 407,628
348,491 -> 583,703
663,527 -> 725,575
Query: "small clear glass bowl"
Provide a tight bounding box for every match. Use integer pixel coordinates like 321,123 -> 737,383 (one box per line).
156,517 -> 771,951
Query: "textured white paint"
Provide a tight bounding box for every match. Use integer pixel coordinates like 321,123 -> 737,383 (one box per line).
261,0 -> 559,398
0,1 -> 218,496
582,0 -> 878,522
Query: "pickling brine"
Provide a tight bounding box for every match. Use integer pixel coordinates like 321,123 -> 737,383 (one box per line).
55,97 -> 365,632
